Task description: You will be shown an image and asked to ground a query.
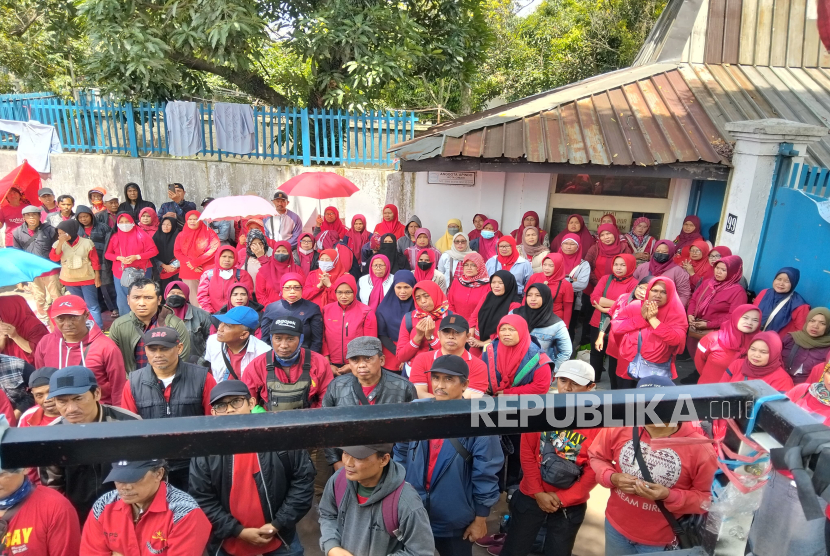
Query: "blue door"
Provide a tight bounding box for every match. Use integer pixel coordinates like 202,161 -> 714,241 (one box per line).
687,180 -> 727,243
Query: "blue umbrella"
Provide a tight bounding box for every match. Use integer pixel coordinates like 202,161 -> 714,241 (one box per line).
0,249 -> 60,288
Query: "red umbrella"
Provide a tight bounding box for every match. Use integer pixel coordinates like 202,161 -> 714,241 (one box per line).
278,172 -> 359,216
0,161 -> 41,206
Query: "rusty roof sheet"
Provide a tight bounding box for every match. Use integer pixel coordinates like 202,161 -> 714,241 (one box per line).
393,67 -> 730,166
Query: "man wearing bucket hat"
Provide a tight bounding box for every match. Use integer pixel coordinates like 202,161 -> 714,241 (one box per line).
81,459 -> 211,554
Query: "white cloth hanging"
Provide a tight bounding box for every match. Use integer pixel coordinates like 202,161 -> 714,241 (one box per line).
165,101 -> 204,156
0,119 -> 63,173
213,102 -> 255,154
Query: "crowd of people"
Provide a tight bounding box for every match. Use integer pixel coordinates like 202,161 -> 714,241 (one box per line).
0,182 -> 827,556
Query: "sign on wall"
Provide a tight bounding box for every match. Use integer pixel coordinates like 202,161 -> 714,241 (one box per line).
725,213 -> 738,234
427,171 -> 476,186
587,210 -> 633,233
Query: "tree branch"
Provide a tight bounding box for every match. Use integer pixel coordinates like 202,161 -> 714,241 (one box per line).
10,11 -> 41,38
167,51 -> 290,106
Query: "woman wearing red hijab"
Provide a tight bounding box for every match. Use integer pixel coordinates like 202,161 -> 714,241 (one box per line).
395,280 -> 449,366
677,239 -> 713,291
322,274 -> 378,376
672,215 -> 705,253
481,314 -> 553,396
343,214 -> 371,259
174,210 -> 220,307
695,305 -> 761,384
484,235 -> 533,295
412,247 -> 447,293
468,213 -> 487,241
552,214 -> 594,253
448,252 -> 491,322
633,239 -> 692,306
137,207 -> 159,235
314,206 -> 348,251
255,240 -> 305,307
358,254 -> 393,311
0,295 -> 48,364
196,245 -> 255,313
303,248 -> 346,309
723,332 -> 794,391
372,204 -> 406,238
558,234 -> 592,338
105,212 -> 160,314
613,277 -> 689,388
526,253 -> 575,324
585,223 -> 632,290
686,255 -> 747,355
510,211 -> 549,246
589,254 -> 637,384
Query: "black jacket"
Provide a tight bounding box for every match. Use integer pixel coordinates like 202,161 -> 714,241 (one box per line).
189,449 -> 315,553
12,222 -> 56,258
117,183 -> 156,220
76,210 -> 112,253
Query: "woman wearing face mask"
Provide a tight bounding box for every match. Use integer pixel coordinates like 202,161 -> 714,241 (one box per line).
589,254 -> 637,384
517,226 -> 550,274
552,214 -> 595,253
623,216 -> 655,265
260,274 -> 323,351
613,278 -> 689,389
293,232 -> 320,276
468,214 -> 487,242
510,211 -> 549,247
372,204 -> 407,238
174,210 -> 221,307
672,215 -> 706,254
151,216 -> 181,296
413,248 -> 447,294
253,240 -> 304,307
526,253 -> 576,325
404,229 -> 441,269
376,270 -> 417,373
434,218 -> 464,253
686,255 -> 747,355
677,240 -> 713,291
601,275 -> 652,389
754,267 -> 811,338
117,182 -> 156,221
164,281 -> 211,359
322,275 -> 378,377
395,280 -> 450,367
723,332 -> 794,391
303,248 -> 346,309
512,283 -> 572,371
469,270 -> 521,352
781,308 -> 830,384
485,236 -> 532,295
87,187 -> 107,214
695,305 -> 761,384
633,239 -> 692,306
448,252 -> 491,323
437,232 -> 475,287
49,219 -> 104,329
358,254 -> 394,310
196,246 -> 255,313
397,215 -> 423,253
104,212 -> 159,315
477,219 -> 503,261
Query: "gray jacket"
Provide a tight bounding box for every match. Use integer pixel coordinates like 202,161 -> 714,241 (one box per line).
319,463 -> 435,556
181,304 -> 212,359
12,222 -> 56,258
322,371 -> 417,465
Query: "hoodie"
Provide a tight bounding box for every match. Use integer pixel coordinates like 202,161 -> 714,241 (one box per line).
319,463 -> 435,556
321,280 -> 378,365
33,321 -> 126,406
116,183 -> 156,221
397,215 -> 422,252
196,246 -> 255,313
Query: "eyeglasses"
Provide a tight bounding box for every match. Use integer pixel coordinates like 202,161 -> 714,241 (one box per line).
212,397 -> 248,413
463,262 -> 478,268
282,286 -> 302,292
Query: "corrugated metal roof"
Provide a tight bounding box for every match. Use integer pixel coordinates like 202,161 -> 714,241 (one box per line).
392,66 -> 730,166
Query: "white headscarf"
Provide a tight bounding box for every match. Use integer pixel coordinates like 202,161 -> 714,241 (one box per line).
446,232 -> 474,261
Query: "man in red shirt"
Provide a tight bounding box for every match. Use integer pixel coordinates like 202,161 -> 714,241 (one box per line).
242,315 -> 332,411
0,187 -> 28,247
0,467 -> 81,556
409,314 -> 489,399
19,366 -> 60,428
81,459 -> 211,555
37,187 -> 59,222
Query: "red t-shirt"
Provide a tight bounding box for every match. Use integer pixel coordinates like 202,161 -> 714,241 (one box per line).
18,406 -> 58,427
227,348 -> 246,380
5,484 -> 81,556
356,493 -> 369,504
409,349 -> 490,395
223,453 -> 281,556
426,439 -> 444,490
362,385 -> 377,405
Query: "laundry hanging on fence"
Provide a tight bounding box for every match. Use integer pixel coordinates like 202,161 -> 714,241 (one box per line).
165,101 -> 204,156
0,119 -> 63,173
213,102 -> 255,154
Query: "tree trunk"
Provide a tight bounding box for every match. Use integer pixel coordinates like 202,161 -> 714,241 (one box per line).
459,82 -> 472,116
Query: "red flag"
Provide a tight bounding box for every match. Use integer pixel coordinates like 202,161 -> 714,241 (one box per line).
0,161 -> 41,207
819,0 -> 830,52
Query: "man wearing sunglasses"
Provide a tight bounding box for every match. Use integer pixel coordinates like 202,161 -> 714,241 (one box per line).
189,380 -> 315,556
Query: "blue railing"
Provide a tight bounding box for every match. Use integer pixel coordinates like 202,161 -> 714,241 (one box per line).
785,161 -> 830,199
0,93 -> 418,167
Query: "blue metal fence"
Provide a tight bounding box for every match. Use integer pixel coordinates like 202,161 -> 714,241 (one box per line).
0,93 -> 418,167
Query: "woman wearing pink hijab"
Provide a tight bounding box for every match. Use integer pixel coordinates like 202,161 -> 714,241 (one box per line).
695,304 -> 761,384
672,215 -> 705,254
686,255 -> 748,355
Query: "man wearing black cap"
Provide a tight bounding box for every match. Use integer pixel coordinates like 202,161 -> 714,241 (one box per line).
40,366 -> 140,524
19,366 -> 59,427
242,315 -> 332,412
264,191 -> 302,248
322,337 -> 416,469
120,327 -> 216,490
82,459 -> 211,554
396,355 -> 503,555
37,187 -> 59,220
409,314 -> 490,400
157,182 -> 197,228
190,380 -> 315,556
319,444 -> 435,556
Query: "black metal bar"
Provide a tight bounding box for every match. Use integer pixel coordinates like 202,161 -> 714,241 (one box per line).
2,383 -> 763,468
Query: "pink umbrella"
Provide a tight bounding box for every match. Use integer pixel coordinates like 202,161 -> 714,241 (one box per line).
278,172 -> 360,215
198,195 -> 277,222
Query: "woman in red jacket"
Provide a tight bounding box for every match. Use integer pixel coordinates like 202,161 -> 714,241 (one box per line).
605,276 -> 651,389
584,223 -> 632,291
395,280 -> 449,367
322,274 -> 378,377
447,252 -> 490,322
677,239 -> 713,291
686,255 -> 747,355
174,210 -> 220,307
695,304 -> 760,384
196,245 -> 254,313
254,240 -> 304,307
525,252 -> 575,324
613,277 -> 689,389
303,248 -> 346,309
589,254 -> 637,385
105,212 -> 159,315
723,331 -> 794,391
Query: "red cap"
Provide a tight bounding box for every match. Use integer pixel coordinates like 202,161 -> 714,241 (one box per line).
50,295 -> 88,317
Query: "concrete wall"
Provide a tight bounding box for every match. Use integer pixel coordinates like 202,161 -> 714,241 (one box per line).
0,151 -> 394,232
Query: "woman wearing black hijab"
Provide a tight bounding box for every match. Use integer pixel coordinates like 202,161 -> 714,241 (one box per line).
513,283 -> 572,370
469,269 -> 520,351
378,232 -> 408,274
152,215 -> 181,294
117,182 -> 156,220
